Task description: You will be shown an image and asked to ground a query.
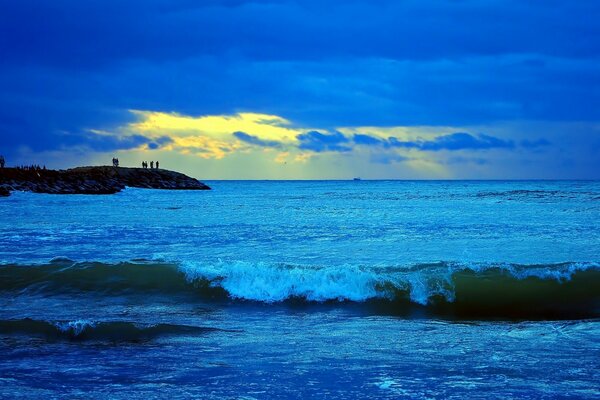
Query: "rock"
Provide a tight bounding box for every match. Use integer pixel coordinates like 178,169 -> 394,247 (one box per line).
0,166 -> 211,195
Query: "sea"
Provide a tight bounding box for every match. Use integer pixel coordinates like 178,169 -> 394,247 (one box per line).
0,180 -> 599,399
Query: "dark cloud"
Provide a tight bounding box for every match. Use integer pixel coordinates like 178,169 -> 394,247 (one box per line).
418,133 -> 515,151
353,134 -> 384,146
383,137 -> 419,149
297,131 -> 351,152
1,1 -> 599,69
233,131 -> 282,148
56,132 -> 172,152
354,132 -> 516,151
147,136 -> 173,150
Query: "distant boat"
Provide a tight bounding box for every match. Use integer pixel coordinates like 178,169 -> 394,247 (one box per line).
353,177 -> 361,181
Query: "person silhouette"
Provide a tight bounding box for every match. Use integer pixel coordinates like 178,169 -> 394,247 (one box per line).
156,161 -> 159,169
150,161 -> 154,169
0,155 -> 5,168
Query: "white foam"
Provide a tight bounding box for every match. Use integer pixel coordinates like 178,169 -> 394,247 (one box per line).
54,320 -> 96,336
180,261 -> 383,302
177,260 -> 600,305
178,260 -> 460,305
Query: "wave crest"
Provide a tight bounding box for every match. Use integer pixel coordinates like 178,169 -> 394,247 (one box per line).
1,259 -> 599,319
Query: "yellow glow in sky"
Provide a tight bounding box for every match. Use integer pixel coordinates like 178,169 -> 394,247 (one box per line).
96,109 -> 504,179
129,110 -> 301,142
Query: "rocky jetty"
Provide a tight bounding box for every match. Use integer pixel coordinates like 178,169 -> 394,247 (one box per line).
0,166 -> 210,196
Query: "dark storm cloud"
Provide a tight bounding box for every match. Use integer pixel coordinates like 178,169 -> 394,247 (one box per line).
0,0 -> 599,168
2,1 -> 599,68
296,131 -> 351,152
233,131 -> 282,148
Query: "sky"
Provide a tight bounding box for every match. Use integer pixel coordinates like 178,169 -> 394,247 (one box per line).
1,0 -> 599,179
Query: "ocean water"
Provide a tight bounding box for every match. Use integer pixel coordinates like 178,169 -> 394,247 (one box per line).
0,180 -> 599,399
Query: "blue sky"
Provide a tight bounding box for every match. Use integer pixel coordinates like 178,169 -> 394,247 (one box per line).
1,0 -> 599,178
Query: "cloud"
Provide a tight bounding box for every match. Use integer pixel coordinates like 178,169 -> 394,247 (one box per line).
129,111 -> 298,141
166,136 -> 240,159
419,133 -> 515,151
353,133 -> 384,146
118,111 -> 299,158
233,131 -> 282,148
1,105 -> 596,178
2,1 -> 599,68
353,131 -> 518,151
146,136 -> 173,150
520,138 -> 551,149
0,1 -> 598,178
116,111 -> 549,163
49,131 -> 172,153
1,0 -> 599,165
296,130 -> 351,152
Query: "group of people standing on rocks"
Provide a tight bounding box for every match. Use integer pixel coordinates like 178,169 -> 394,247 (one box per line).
15,165 -> 46,171
110,158 -> 161,169
142,161 -> 160,169
0,156 -> 45,170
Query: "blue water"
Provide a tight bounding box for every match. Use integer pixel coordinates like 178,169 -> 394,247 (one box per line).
1,181 -> 599,398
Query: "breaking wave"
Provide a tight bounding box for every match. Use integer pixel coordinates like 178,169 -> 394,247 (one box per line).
1,259 -> 599,319
0,318 -> 220,341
